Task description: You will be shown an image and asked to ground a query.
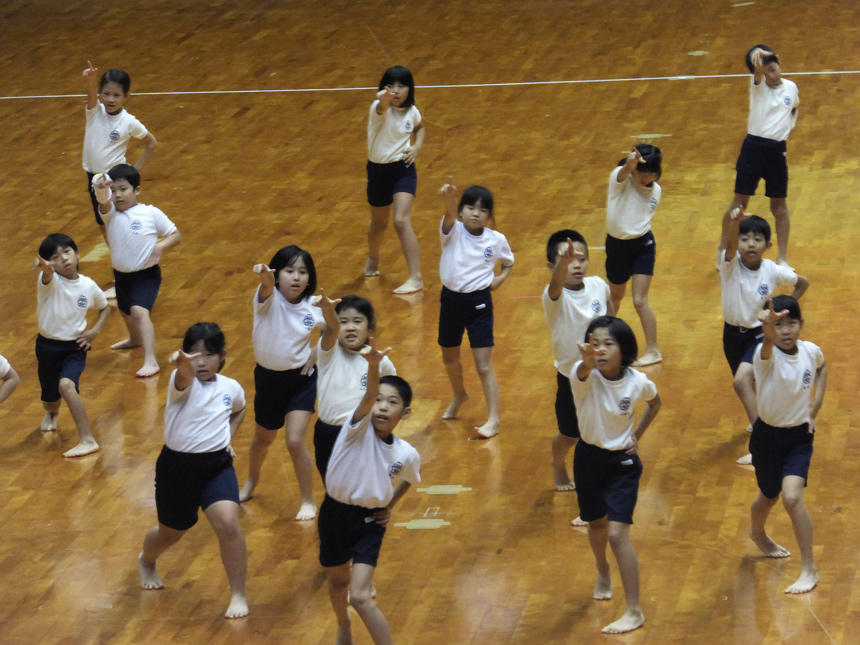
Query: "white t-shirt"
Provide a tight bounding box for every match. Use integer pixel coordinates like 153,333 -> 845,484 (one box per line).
439,219 -> 515,293
367,101 -> 422,164
570,361 -> 658,451
719,252 -> 797,328
606,166 -> 661,239
542,277 -> 611,376
316,341 -> 397,425
253,286 -> 324,370
748,77 -> 799,142
754,340 -> 823,427
163,371 -> 246,453
103,203 -> 178,273
0,354 -> 10,379
326,410 -> 421,508
82,104 -> 148,173
37,273 -> 108,341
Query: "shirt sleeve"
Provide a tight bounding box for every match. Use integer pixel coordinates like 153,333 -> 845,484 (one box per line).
344,410 -> 373,443
399,449 -> 421,485
569,360 -> 591,404
774,265 -> 799,287
253,285 -> 274,315
167,370 -> 192,404
381,357 -> 397,377
91,282 -> 108,311
498,234 -> 514,266
0,354 -> 10,379
752,343 -> 773,379
128,114 -> 148,139
641,376 -> 658,401
232,382 -> 246,412
151,206 -> 178,237
608,166 -> 626,196
542,286 -> 560,325
440,217 -> 456,246
814,345 -> 824,369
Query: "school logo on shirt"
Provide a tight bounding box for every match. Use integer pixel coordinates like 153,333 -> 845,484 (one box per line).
757,283 -> 769,298
77,295 -> 88,310
404,120 -> 413,132
131,219 -> 143,233
802,369 -> 813,387
222,394 -> 232,408
649,197 -> 658,213
389,461 -> 403,480
303,314 -> 315,329
591,299 -> 601,313
360,373 -> 368,389
110,129 -> 120,142
784,96 -> 792,107
619,397 -> 631,415
483,247 -> 494,262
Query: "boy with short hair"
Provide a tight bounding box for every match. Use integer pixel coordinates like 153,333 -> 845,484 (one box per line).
93,164 -> 182,377
719,208 -> 808,463
319,340 -> 420,645
35,233 -> 110,457
748,295 -> 826,594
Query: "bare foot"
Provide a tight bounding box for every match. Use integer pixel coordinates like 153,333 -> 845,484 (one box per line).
556,481 -> 576,492
138,553 -> 164,590
40,412 -> 58,431
593,568 -> 612,600
475,421 -> 499,439
571,517 -> 588,527
442,392 -> 469,419
136,362 -> 161,378
746,424 -> 753,434
633,351 -> 662,367
736,453 -> 753,465
750,530 -> 791,558
225,593 -> 249,618
111,338 -> 140,350
238,480 -> 255,503
554,466 -> 575,491
776,258 -> 794,271
785,569 -> 818,594
63,440 -> 99,458
295,502 -> 317,521
393,278 -> 424,294
364,259 -> 380,277
602,609 -> 645,634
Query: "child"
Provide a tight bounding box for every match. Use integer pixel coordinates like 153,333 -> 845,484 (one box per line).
365,65 -> 426,294
719,208 -> 807,463
137,322 -> 249,618
718,45 -> 799,267
572,316 -> 661,634
543,230 -> 614,492
748,296 -> 826,594
0,354 -> 20,405
605,144 -> 663,366
35,234 -> 110,457
93,165 -> 182,377
313,293 -> 397,483
238,245 -> 324,521
438,183 -> 514,438
319,338 -> 420,645
82,62 -> 157,245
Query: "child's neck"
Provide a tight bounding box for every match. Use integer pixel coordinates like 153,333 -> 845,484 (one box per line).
373,427 -> 395,444
776,343 -> 799,356
598,366 -> 624,381
564,281 -> 585,291
740,256 -> 764,271
464,224 -> 485,236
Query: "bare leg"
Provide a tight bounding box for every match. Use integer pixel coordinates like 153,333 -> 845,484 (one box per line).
733,364 -> 757,465
782,476 -> 818,593
390,192 -> 423,294
112,309 -> 143,349
749,492 -> 790,557
326,563 -> 354,644
609,281 -> 626,316
204,500 -> 248,618
131,306 -> 160,377
770,197 -> 791,266
58,378 -> 99,457
441,346 -> 469,419
41,399 -> 60,431
472,346 -> 500,438
350,563 -> 393,645
284,410 -> 317,520
239,424 -> 277,502
366,205 -> 390,276
586,517 -> 613,600
602,521 -> 644,634
631,274 -> 661,365
139,522 -> 186,589
552,433 -> 577,490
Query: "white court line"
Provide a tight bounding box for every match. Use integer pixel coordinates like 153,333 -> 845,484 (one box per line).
1,70 -> 859,101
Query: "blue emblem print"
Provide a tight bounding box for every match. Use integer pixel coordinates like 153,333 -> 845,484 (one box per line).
405,120 -> 413,132
483,247 -> 494,262
110,129 -> 120,142
802,369 -> 813,386
619,397 -> 631,414
303,314 -> 315,329
77,295 -> 88,310
222,394 -> 232,408
131,219 -> 143,233
757,283 -> 769,298
389,461 -> 403,480
591,299 -> 601,313
784,96 -> 792,107
361,373 -> 368,389
649,197 -> 658,213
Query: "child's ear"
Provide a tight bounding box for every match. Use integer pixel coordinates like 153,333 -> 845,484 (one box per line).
134,186 -> 142,195
547,261 -> 555,271
766,241 -> 773,250
401,407 -> 412,421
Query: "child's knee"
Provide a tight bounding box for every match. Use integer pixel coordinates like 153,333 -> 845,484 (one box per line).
632,293 -> 650,311
58,378 -> 77,397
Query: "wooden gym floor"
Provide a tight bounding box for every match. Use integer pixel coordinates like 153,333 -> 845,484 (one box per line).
1,0 -> 859,642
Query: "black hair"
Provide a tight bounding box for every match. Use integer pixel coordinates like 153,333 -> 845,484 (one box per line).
745,45 -> 780,74
268,245 -> 317,300
183,322 -> 227,371
458,185 -> 495,223
380,375 -> 413,408
584,316 -> 639,368
739,215 -> 771,243
546,229 -> 587,263
99,68 -> 132,94
768,295 -> 802,322
378,66 -> 415,107
335,295 -> 377,332
39,233 -> 78,261
107,163 -> 141,189
617,144 -> 662,182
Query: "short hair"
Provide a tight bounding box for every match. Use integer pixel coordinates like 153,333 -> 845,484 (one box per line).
335,295 -> 377,332
380,375 -> 413,408
768,295 -> 802,321
458,185 -> 495,222
618,144 -> 662,181
546,229 -> 587,263
99,68 -> 132,94
108,163 -> 141,189
584,316 -> 639,368
268,245 -> 317,300
745,45 -> 780,73
39,233 -> 78,260
739,215 -> 771,243
182,322 -> 227,371
378,66 -> 415,107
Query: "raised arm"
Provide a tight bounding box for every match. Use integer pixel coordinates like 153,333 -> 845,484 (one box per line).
575,333 -> 598,381
77,305 -> 111,351
350,338 -> 392,425
167,349 -> 202,391
625,393 -> 661,455
547,237 -> 584,301
791,273 -> 809,301
36,255 -> 54,285
375,88 -> 394,115
757,298 -> 789,361
616,148 -> 643,184
252,263 -> 277,302
83,60 -> 99,110
92,173 -> 113,216
750,47 -> 768,85
313,288 -> 342,351
135,132 -> 158,171
440,183 -> 458,235
720,206 -> 750,261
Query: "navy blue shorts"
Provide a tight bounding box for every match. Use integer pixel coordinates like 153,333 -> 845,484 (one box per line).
723,323 -> 764,375
605,231 -> 656,285
154,446 -> 240,531
35,335 -> 86,402
555,371 -> 580,438
254,364 -> 317,430
366,160 -> 417,207
734,135 -> 788,199
114,265 -> 162,315
749,419 -> 813,499
318,494 -> 386,568
85,171 -> 104,225
438,286 -> 494,348
314,418 -> 342,485
573,439 -> 642,524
